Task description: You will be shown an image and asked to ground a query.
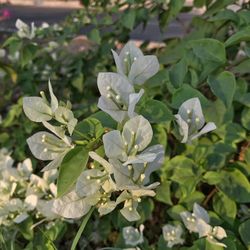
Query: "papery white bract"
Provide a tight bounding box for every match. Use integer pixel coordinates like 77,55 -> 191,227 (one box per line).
123,224 -> 144,246
181,203 -> 227,247
16,19 -> 36,39
112,41 -> 159,85
97,72 -> 144,123
175,98 -> 216,143
162,224 -> 184,248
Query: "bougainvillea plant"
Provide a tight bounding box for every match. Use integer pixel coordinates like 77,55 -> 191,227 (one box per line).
22,41 -> 220,249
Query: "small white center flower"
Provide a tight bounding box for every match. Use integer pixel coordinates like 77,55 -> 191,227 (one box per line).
115,95 -> 120,100
140,174 -> 145,182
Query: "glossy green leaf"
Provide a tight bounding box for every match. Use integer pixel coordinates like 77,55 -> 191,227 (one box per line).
208,71 -> 236,108
213,191 -> 237,225
239,219 -> 250,247
217,169 -> 250,203
138,99 -> 173,123
57,147 -> 89,197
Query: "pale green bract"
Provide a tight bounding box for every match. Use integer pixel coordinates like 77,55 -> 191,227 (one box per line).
175,97 -> 216,143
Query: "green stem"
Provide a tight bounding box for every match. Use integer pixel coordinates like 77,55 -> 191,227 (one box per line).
70,207 -> 95,250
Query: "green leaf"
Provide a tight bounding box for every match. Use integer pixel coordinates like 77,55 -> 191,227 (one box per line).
225,26 -> 250,47
20,44 -> 37,67
205,0 -> 235,17
138,99 -> 173,123
203,171 -> 223,185
241,107 -> 250,130
232,59 -> 250,75
159,0 -> 185,28
121,9 -> 136,30
194,0 -> 205,7
188,39 -> 226,65
167,204 -> 186,220
239,219 -> 250,248
90,111 -> 117,129
217,169 -> 250,203
17,217 -> 33,240
213,191 -> 237,225
208,71 -> 236,108
155,181 -> 172,205
238,93 -> 250,108
171,84 -> 208,109
89,28 -> 101,44
167,156 -> 202,198
215,123 -> 246,145
169,58 -> 187,88
57,147 -> 89,197
72,73 -> 84,93
205,153 -> 225,170
73,117 -> 104,141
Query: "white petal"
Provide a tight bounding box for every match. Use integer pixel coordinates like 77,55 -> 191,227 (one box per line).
193,203 -> 210,223
128,56 -> 159,85
52,190 -> 91,219
190,122 -> 217,141
128,89 -> 144,118
23,97 -> 52,122
175,114 -> 189,143
122,115 -> 153,152
103,130 -> 126,160
48,80 -> 58,113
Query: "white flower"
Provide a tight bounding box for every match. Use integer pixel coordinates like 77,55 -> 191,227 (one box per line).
180,203 -> 227,248
0,49 -> 6,58
15,19 -> 36,39
180,203 -> 210,233
122,224 -> 144,246
162,224 -> 184,248
112,41 -> 159,85
97,72 -> 144,123
175,97 -> 216,143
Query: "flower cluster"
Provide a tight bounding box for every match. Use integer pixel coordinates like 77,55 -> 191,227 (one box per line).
98,41 -> 159,123
49,42 -> 164,222
175,98 -> 216,143
122,224 -> 144,250
181,203 -> 227,247
0,148 -> 58,227
162,203 -> 227,248
162,224 -> 184,248
23,80 -> 77,171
